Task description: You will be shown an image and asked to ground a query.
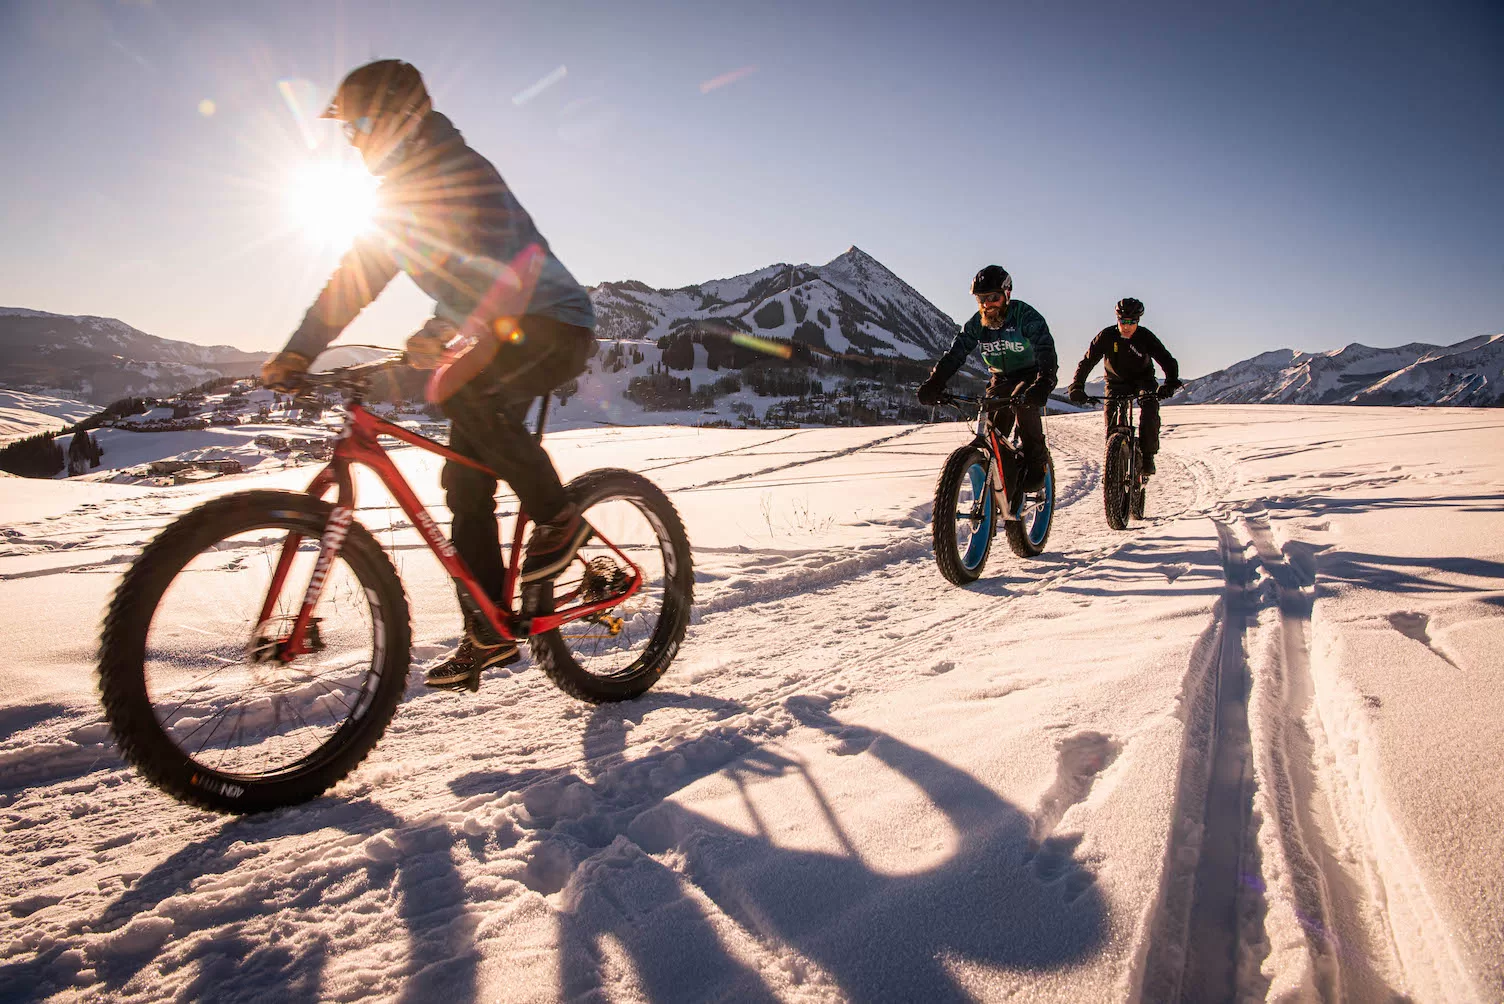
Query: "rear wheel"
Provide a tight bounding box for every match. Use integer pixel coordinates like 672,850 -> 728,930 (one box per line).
933,445 -> 995,584
1104,434 -> 1132,530
529,470 -> 693,703
98,491 -> 411,813
1006,454 -> 1055,557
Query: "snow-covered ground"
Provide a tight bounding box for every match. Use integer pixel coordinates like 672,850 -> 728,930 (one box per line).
0,389 -> 94,445
1,406 -> 1500,1002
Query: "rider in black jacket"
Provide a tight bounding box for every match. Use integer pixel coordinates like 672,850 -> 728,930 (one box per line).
1066,298 -> 1182,476
261,60 -> 597,691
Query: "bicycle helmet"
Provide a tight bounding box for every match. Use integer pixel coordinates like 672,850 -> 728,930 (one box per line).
971,265 -> 1013,297
1115,297 -> 1145,323
321,60 -> 430,124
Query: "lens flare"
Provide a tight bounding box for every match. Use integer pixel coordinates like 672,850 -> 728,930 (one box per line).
731,332 -> 793,360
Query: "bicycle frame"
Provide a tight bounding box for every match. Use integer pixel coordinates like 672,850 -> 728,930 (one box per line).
262,396 -> 644,662
946,394 -> 1034,520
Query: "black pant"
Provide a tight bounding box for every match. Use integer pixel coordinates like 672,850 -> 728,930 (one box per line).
1103,393 -> 1161,458
439,314 -> 594,603
986,374 -> 1049,474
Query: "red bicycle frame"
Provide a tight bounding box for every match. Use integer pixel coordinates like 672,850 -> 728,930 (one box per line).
259,400 -> 644,661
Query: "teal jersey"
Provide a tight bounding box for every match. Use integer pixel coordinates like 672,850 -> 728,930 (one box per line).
932,298 -> 1058,382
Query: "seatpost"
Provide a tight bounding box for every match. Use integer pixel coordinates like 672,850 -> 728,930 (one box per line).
534,394 -> 551,442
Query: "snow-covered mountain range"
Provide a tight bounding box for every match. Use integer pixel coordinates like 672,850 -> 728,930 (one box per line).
0,308 -> 265,404
591,246 -> 961,364
1181,333 -> 1504,406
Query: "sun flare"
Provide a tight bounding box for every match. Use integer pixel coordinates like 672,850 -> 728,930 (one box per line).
286,159 -> 379,249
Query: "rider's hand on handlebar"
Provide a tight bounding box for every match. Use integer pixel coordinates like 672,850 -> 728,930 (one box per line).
261,350 -> 311,391
1156,379 -> 1182,401
916,376 -> 946,406
1068,385 -> 1090,406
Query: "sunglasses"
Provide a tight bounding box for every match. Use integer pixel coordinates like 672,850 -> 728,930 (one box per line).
342,116 -> 376,142
976,292 -> 1007,305
1117,317 -> 1140,325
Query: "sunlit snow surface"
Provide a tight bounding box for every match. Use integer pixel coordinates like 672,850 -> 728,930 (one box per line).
1,407 -> 1500,1002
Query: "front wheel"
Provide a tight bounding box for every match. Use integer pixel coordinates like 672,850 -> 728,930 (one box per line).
1005,454 -> 1055,557
1104,434 -> 1132,530
933,445 -> 995,585
98,491 -> 411,813
529,470 -> 693,703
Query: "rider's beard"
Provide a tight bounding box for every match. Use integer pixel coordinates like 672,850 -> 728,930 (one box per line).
980,301 -> 1007,328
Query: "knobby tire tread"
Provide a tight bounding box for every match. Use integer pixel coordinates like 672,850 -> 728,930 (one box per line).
98,491 -> 411,813
529,470 -> 693,703
1005,455 -> 1055,558
933,445 -> 992,585
1104,434 -> 1131,530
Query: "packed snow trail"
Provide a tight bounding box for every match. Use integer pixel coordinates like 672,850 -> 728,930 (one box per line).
2,407 -> 1501,1002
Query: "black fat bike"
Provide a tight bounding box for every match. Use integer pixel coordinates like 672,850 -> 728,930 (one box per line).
930,393 -> 1055,585
1091,392 -> 1153,530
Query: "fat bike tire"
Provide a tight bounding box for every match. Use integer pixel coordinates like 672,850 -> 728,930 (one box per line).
528,470 -> 693,703
1005,454 -> 1056,558
933,445 -> 995,585
1130,461 -> 1147,520
98,491 -> 411,813
1104,434 -> 1132,530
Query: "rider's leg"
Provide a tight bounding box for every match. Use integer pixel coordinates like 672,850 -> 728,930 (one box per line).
427,423 -> 519,689
438,316 -> 596,582
1139,395 -> 1162,474
1011,402 -> 1048,491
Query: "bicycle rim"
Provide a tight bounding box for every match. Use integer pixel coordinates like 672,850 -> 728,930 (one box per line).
955,459 -> 994,571
141,525 -> 387,780
550,494 -> 678,681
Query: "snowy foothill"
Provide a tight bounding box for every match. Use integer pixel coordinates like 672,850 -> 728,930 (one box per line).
1,405 -> 1501,1002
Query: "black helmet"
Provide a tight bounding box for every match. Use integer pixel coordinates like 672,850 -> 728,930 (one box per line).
1115,297 -> 1145,322
971,265 -> 1013,297
321,59 -> 429,123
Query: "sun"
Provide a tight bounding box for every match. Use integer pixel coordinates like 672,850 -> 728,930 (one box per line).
285,157 -> 379,249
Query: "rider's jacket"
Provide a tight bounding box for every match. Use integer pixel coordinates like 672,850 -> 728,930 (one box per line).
285,112 -> 595,360
1071,325 -> 1179,395
929,299 -> 1058,395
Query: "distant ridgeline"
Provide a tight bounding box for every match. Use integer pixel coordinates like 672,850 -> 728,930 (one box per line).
1181,334 -> 1504,407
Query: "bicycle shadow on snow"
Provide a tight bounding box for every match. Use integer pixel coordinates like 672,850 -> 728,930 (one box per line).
523,693 -> 1110,1001
2,799 -> 477,1004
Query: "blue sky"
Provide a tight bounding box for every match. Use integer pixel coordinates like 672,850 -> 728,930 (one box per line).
1,0 -> 1499,378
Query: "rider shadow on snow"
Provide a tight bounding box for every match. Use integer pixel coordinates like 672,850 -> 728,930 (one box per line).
3,799 -> 477,1004
546,693 -> 1110,1002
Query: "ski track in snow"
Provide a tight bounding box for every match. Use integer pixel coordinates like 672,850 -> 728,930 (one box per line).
2,406 -> 1501,1002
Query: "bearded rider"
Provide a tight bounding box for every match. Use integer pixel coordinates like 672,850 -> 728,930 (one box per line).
260,60 -> 597,692
1066,297 -> 1182,476
916,265 -> 1058,491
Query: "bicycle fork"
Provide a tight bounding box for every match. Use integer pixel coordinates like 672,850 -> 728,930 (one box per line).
253,504 -> 353,663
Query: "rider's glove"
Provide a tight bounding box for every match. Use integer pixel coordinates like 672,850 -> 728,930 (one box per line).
1022,383 -> 1052,409
261,350 -> 312,391
916,374 -> 946,406
1068,385 -> 1090,406
1156,379 -> 1183,401
405,317 -> 458,370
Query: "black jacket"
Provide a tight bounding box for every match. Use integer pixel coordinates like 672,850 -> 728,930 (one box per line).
287,113 -> 594,360
1070,326 -> 1179,395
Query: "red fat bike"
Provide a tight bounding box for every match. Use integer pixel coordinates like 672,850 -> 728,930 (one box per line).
98,352 -> 693,813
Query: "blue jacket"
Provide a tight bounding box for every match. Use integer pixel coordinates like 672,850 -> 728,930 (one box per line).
286,112 -> 594,359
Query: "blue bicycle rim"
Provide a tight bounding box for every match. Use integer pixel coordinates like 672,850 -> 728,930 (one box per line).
958,461 -> 993,570
1026,467 -> 1054,545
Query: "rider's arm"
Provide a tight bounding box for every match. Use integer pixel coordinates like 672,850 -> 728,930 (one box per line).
1024,309 -> 1058,393
927,322 -> 980,387
283,235 -> 402,360
1070,331 -> 1106,390
1144,329 -> 1181,385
